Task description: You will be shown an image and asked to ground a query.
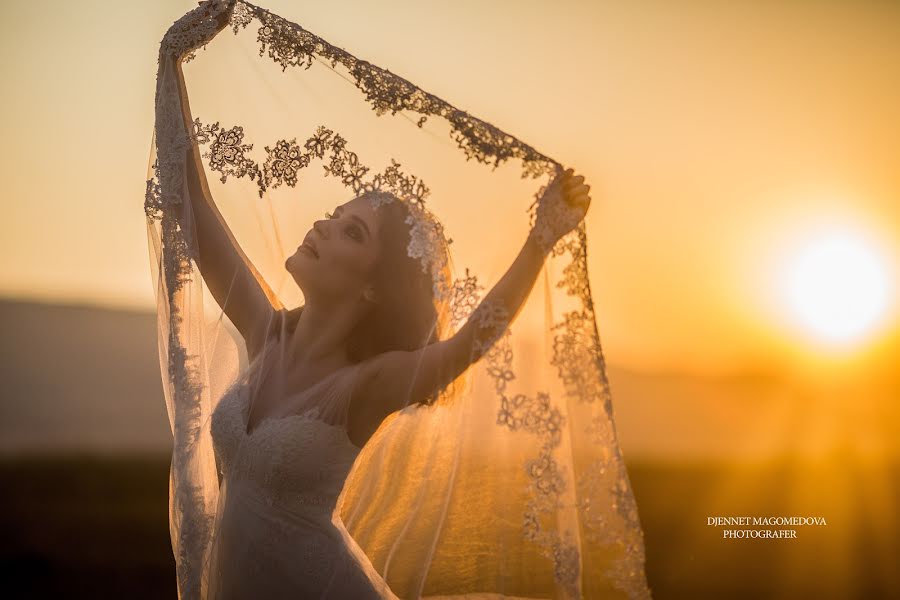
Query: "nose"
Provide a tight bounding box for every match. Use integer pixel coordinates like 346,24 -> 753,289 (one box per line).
312,218 -> 329,239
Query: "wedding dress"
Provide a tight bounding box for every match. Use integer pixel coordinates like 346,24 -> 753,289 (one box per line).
207,333 -> 398,599
146,1 -> 653,598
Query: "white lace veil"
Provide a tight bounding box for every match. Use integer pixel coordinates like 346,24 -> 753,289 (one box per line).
145,1 -> 652,598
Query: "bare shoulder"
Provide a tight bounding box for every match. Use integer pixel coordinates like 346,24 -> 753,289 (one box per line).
348,352 -> 393,413
350,340 -> 460,418
345,351 -> 408,446
352,351 -> 407,400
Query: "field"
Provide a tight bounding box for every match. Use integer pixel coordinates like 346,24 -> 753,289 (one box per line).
2,455 -> 897,599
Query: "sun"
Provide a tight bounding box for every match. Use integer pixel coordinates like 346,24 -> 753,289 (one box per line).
779,231 -> 892,345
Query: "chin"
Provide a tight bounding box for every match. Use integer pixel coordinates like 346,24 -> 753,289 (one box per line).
288,251 -> 323,291
285,254 -> 306,286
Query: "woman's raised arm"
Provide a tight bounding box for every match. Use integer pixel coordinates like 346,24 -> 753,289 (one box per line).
167,1 -> 282,358
356,168 -> 590,427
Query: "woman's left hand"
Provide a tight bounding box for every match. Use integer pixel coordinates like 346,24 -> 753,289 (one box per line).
529,167 -> 592,253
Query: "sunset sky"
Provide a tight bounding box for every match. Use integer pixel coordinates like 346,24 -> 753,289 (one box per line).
1,0 -> 897,379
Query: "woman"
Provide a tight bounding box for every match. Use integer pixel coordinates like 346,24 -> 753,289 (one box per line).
145,1 -> 649,598
164,6 -> 593,598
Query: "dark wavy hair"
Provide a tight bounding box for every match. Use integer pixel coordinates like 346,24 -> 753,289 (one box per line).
282,191 -> 451,372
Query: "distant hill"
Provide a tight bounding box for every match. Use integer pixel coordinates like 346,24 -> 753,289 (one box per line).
2,297 -> 896,461
0,298 -> 169,455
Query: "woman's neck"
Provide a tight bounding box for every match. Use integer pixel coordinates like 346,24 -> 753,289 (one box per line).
287,298 -> 356,369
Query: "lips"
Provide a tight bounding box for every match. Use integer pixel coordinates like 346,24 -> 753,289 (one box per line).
299,237 -> 319,259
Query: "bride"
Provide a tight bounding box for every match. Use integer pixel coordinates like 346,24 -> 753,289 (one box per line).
146,1 -> 663,598
168,6 -> 592,598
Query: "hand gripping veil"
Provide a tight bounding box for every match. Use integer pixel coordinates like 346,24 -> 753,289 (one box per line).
145,1 -> 652,598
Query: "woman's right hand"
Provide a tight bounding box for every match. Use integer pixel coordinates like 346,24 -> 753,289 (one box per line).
198,0 -> 236,34
162,0 -> 235,62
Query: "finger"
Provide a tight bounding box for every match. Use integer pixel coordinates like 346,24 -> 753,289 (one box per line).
576,197 -> 591,210
567,183 -> 590,196
568,190 -> 591,205
564,175 -> 586,189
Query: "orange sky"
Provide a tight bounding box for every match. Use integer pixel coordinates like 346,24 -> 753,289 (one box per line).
1,0 -> 897,377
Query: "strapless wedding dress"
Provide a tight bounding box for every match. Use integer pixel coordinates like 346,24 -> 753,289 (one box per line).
208,340 -> 399,599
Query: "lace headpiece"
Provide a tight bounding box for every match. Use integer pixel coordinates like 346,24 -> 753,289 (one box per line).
359,189 -> 452,306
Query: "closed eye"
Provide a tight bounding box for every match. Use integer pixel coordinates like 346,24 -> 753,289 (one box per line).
345,224 -> 363,241
328,206 -> 368,242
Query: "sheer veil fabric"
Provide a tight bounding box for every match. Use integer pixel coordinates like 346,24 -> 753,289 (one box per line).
145,0 -> 652,598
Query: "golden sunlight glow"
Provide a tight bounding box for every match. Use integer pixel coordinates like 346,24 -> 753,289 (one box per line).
778,230 -> 893,346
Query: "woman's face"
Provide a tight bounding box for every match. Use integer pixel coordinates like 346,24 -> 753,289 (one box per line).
285,196 -> 380,303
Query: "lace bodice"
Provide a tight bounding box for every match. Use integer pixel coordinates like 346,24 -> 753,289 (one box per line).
206,342 -> 399,599
210,342 -> 363,516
